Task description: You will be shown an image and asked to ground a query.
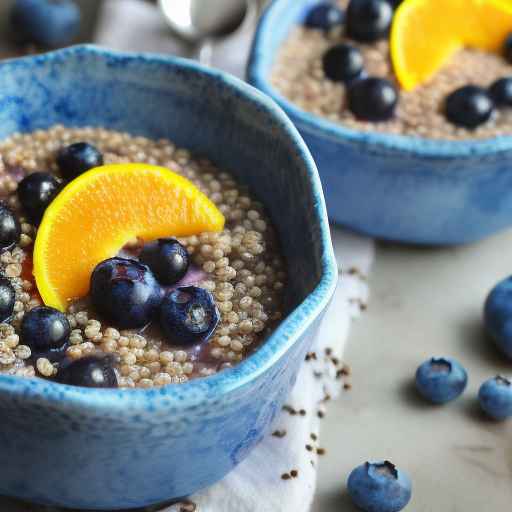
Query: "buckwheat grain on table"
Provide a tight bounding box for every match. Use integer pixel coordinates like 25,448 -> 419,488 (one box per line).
270,0 -> 512,140
0,126 -> 286,387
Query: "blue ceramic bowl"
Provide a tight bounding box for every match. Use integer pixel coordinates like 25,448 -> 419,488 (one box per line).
0,45 -> 337,509
248,0 -> 512,245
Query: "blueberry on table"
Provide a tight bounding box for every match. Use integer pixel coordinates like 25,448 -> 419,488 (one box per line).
503,33 -> 512,64
10,0 -> 81,48
160,286 -> 220,346
139,238 -> 190,286
322,43 -> 364,83
57,356 -> 118,388
17,172 -> 60,225
347,461 -> 412,512
489,77 -> 512,107
415,357 -> 467,404
0,203 -> 21,251
90,257 -> 163,329
21,306 -> 70,352
346,0 -> 393,42
347,77 -> 398,121
445,85 -> 494,128
478,376 -> 512,421
57,142 -> 104,181
484,276 -> 512,359
304,2 -> 344,31
0,278 -> 15,323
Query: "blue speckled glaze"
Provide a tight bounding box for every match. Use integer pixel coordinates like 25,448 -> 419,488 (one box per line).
0,45 -> 337,509
248,0 -> 512,245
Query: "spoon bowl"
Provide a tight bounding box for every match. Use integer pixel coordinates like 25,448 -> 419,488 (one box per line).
158,0 -> 249,43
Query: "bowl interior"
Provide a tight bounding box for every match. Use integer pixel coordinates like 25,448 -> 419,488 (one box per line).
249,0 -> 512,158
0,45 -> 336,402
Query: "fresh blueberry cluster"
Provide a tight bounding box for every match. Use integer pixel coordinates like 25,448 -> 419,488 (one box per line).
17,141 -> 103,225
307,0 -> 400,122
90,240 -> 219,347
443,35 -> 512,129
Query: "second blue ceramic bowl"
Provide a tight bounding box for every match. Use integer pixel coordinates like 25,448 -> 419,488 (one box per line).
248,0 -> 512,245
0,45 -> 337,509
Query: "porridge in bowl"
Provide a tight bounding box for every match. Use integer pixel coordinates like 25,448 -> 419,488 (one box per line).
0,125 -> 286,388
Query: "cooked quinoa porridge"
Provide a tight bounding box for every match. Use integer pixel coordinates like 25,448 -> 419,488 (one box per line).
0,125 -> 286,388
270,0 -> 512,140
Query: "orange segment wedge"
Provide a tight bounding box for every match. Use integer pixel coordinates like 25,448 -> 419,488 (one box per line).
34,163 -> 225,311
391,0 -> 512,91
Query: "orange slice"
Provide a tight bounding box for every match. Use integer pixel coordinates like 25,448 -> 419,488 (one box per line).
391,0 -> 512,90
34,163 -> 225,311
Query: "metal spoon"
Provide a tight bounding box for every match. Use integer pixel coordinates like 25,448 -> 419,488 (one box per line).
157,0 -> 255,65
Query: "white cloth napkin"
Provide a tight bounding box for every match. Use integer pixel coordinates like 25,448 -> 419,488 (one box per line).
3,2 -> 375,511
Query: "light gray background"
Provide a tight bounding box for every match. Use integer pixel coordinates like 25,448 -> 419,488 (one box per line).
312,231 -> 512,511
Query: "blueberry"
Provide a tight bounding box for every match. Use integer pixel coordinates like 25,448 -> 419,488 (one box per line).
17,172 -> 60,224
56,142 -> 104,181
160,286 -> 220,346
489,77 -> 512,107
346,0 -> 393,42
484,276 -> 512,359
139,238 -> 190,286
304,2 -> 344,31
10,0 -> 80,48
415,357 -> 467,404
347,461 -> 412,512
445,85 -> 494,128
385,0 -> 403,8
57,356 -> 118,388
478,376 -> 512,421
90,257 -> 163,329
322,43 -> 364,83
21,306 -> 70,352
347,77 -> 398,121
0,203 -> 20,251
0,278 -> 15,323
503,33 -> 512,64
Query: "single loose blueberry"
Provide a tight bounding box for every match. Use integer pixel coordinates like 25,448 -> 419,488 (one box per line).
489,77 -> 512,107
57,355 -> 118,388
503,33 -> 512,64
139,238 -> 190,286
346,0 -> 393,42
0,203 -> 21,251
10,0 -> 80,48
484,276 -> 512,359
445,85 -> 494,128
90,257 -> 163,329
17,172 -> 60,224
21,306 -> 70,352
347,77 -> 398,121
322,43 -> 364,83
478,376 -> 512,421
347,461 -> 412,512
415,357 -> 467,404
304,2 -> 344,31
160,286 -> 220,346
0,278 -> 15,323
57,142 -> 104,181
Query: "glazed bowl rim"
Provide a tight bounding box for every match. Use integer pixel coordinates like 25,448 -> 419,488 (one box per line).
0,44 -> 337,412
247,0 -> 512,161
